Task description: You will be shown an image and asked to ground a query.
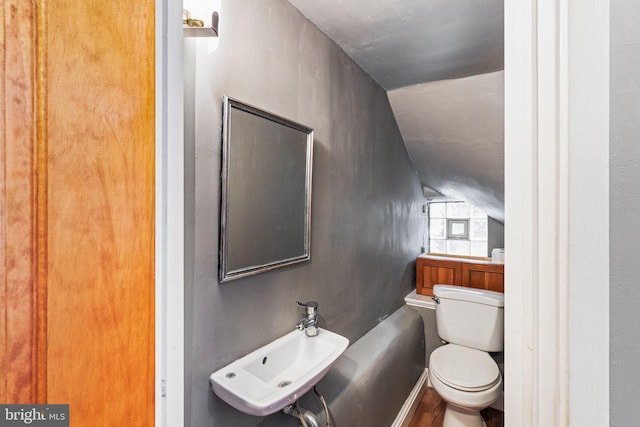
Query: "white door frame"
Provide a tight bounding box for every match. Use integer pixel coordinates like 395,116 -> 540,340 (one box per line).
504,1 -> 609,426
156,0 -> 185,426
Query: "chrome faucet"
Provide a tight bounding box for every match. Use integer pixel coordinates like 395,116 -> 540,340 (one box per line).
296,301 -> 319,337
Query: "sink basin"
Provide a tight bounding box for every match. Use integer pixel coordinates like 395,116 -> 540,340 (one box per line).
210,328 -> 349,416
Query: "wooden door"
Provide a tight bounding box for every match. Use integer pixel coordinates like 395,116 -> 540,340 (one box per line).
0,0 -> 44,403
1,0 -> 155,425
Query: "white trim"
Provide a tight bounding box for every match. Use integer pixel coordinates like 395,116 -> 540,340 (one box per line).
156,0 -> 185,426
391,369 -> 430,427
504,1 -> 536,422
505,1 -> 609,426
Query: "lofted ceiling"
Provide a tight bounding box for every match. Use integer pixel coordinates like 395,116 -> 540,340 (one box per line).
288,0 -> 505,222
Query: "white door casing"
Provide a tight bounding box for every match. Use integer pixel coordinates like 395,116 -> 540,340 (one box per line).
504,0 -> 609,426
156,0 -> 185,426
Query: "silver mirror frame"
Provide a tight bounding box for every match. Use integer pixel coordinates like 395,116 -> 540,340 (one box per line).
219,96 -> 313,282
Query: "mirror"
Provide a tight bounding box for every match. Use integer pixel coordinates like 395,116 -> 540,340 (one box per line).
219,96 -> 314,282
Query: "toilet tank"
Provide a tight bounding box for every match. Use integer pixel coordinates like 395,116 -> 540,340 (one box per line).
433,285 -> 504,352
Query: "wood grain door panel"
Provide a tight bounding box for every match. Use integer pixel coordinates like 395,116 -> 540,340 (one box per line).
0,0 -> 46,404
1,0 -> 156,424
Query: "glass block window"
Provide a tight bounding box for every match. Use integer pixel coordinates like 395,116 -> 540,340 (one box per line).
429,201 -> 488,257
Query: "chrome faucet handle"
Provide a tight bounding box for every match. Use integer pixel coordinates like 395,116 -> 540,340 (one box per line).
296,301 -> 318,316
296,301 -> 319,337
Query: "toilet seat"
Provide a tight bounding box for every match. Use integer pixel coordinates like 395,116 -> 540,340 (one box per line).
430,344 -> 500,392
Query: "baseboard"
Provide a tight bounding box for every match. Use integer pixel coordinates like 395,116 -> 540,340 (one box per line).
390,368 -> 429,427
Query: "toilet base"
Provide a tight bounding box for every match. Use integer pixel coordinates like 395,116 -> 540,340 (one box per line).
443,403 -> 486,427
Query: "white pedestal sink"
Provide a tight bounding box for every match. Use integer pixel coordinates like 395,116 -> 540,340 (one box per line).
210,328 -> 349,416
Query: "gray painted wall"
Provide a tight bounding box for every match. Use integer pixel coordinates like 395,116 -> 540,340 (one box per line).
184,1 -> 425,425
487,217 -> 504,258
610,0 -> 640,425
405,305 -> 442,368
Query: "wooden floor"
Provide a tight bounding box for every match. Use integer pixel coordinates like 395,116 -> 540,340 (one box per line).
408,388 -> 503,427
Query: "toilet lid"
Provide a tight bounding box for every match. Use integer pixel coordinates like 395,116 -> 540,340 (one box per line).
430,344 -> 501,392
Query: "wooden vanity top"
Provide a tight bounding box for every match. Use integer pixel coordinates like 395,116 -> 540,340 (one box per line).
418,253 -> 502,265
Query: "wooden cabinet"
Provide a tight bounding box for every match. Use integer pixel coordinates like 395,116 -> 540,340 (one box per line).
416,255 -> 504,296
416,257 -> 461,296
461,262 -> 505,292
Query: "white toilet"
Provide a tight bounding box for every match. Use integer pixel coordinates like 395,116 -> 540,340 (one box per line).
429,284 -> 504,427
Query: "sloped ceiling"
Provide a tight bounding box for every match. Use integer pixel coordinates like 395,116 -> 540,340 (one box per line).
388,71 -> 504,222
288,0 -> 505,222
